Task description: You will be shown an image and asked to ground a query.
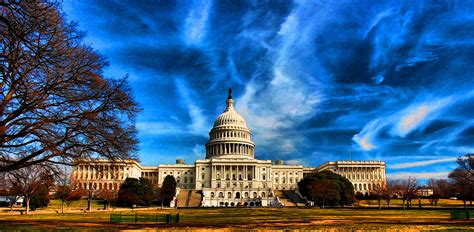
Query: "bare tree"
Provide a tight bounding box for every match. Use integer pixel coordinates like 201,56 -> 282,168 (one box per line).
0,172 -> 20,211
55,165 -> 72,213
449,168 -> 474,209
8,165 -> 55,214
56,184 -> 71,214
448,154 -> 474,209
0,182 -> 21,211
399,177 -> 418,210
372,182 -> 386,209
384,179 -> 400,208
455,154 -> 474,184
427,178 -> 452,206
65,188 -> 85,207
0,1 -> 139,172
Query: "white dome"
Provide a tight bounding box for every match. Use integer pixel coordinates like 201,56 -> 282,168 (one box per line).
205,88 -> 255,159
212,98 -> 249,130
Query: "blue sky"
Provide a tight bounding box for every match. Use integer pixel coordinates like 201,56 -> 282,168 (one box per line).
62,0 -> 474,181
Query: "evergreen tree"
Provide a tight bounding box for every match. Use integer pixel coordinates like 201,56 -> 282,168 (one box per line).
298,170 -> 354,207
116,178 -> 153,207
161,175 -> 177,207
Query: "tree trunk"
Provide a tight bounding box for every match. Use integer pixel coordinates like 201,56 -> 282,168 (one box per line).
418,198 -> 422,208
378,200 -> 381,209
25,197 -> 30,215
464,199 -> 467,209
161,201 -> 163,210
87,191 -> 92,212
61,201 -> 64,214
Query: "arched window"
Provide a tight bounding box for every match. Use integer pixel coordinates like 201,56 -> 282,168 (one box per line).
244,192 -> 249,198
261,192 -> 265,198
235,192 -> 240,198
217,173 -> 221,180
201,173 -> 205,180
219,192 -> 224,198
228,192 -> 232,198
262,174 -> 266,180
211,192 -> 214,197
282,177 -> 286,184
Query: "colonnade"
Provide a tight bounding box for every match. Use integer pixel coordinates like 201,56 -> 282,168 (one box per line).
336,166 -> 386,192
337,166 -> 385,181
74,164 -> 126,180
211,165 -> 257,181
210,130 -> 250,140
206,143 -> 254,157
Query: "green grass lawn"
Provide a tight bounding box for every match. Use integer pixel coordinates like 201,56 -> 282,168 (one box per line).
0,207 -> 473,231
46,199 -> 104,211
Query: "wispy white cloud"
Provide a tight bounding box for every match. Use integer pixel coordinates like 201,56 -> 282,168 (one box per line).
387,172 -> 450,180
391,97 -> 452,137
390,157 -> 458,169
237,1 -> 326,157
353,95 -> 456,151
175,79 -> 209,135
183,0 -> 213,45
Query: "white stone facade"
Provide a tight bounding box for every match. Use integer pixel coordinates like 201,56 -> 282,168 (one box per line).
72,89 -> 387,206
317,161 -> 386,193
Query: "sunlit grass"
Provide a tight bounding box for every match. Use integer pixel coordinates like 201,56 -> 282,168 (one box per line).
357,198 -> 467,207
1,207 -> 473,230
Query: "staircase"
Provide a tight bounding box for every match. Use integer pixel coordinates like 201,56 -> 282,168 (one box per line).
176,190 -> 202,207
188,190 -> 202,207
284,190 -> 306,206
176,190 -> 191,207
274,190 -> 294,207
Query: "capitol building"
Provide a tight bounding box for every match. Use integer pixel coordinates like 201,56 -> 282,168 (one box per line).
72,89 -> 386,207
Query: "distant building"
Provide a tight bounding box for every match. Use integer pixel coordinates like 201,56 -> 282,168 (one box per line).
416,188 -> 434,197
72,89 -> 386,206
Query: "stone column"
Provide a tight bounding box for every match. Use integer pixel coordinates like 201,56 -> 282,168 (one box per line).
244,166 -> 247,180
